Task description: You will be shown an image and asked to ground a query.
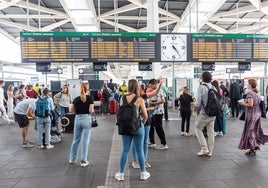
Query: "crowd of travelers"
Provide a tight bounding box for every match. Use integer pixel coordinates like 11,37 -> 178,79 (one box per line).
0,72 -> 268,181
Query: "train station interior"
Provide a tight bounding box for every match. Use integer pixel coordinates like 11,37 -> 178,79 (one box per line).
1,0 -> 268,188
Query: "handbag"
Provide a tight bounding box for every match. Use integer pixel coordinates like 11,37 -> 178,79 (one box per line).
239,111 -> 245,121
260,101 -> 266,118
91,113 -> 98,127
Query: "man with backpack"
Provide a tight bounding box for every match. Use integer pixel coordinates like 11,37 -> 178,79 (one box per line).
194,72 -> 217,157
35,88 -> 55,149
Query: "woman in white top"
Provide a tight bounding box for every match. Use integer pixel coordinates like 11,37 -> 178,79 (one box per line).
7,85 -> 17,119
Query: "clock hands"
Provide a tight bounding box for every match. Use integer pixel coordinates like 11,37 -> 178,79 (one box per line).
172,45 -> 180,56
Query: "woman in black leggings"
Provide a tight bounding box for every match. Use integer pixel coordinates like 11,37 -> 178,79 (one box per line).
178,87 -> 194,136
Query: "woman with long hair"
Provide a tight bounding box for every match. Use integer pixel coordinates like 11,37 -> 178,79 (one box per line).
69,82 -> 94,167
178,86 -> 194,136
115,79 -> 149,181
211,80 -> 224,136
7,84 -> 16,119
53,85 -> 72,117
238,79 -> 268,155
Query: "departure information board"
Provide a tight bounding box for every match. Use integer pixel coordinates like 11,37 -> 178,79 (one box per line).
20,32 -> 157,63
191,33 -> 252,62
253,34 -> 268,61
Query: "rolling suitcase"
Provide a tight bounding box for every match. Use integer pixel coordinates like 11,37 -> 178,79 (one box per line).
110,99 -> 117,114
64,113 -> 75,133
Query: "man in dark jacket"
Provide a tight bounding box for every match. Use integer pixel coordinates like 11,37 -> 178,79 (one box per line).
229,79 -> 242,118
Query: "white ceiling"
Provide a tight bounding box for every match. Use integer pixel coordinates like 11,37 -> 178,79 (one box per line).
0,0 -> 268,81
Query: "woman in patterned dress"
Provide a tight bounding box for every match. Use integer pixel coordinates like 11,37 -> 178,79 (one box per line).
238,79 -> 268,155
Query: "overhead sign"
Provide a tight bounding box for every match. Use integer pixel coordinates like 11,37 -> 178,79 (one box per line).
138,62 -> 152,71
42,68 -> 63,74
226,68 -> 244,73
202,62 -> 215,71
36,62 -> 51,72
20,32 -> 157,63
93,62 -> 107,71
238,62 -> 251,71
192,33 -> 252,62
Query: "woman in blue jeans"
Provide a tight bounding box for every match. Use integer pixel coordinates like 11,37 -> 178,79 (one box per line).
131,78 -> 163,169
115,79 -> 149,181
69,82 -> 94,167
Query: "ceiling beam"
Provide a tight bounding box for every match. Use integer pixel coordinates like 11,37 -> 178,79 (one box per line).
100,18 -> 137,32
138,20 -> 177,31
101,3 -> 139,18
104,15 -> 176,21
229,22 -> 268,33
209,17 -> 268,23
5,0 -> 67,17
41,18 -> 71,31
0,18 -> 37,31
0,0 -> 21,10
205,22 -> 227,33
212,4 -> 256,18
0,14 -> 68,19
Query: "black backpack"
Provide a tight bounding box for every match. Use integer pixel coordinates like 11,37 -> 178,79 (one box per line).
117,96 -> 140,135
201,84 -> 222,117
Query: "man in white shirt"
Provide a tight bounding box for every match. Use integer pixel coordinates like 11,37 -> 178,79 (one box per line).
0,80 -> 15,124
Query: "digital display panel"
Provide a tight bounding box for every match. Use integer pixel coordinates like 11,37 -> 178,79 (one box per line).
192,33 -> 252,62
20,32 -> 157,63
238,62 -> 251,71
253,34 -> 268,61
202,62 -> 215,71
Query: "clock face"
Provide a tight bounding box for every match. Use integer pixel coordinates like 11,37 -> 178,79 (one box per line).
161,34 -> 187,61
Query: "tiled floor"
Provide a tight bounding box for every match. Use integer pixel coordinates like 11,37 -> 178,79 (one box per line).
1,111 -> 268,188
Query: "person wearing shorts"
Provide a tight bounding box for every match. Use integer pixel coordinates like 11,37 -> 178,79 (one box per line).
14,98 -> 36,148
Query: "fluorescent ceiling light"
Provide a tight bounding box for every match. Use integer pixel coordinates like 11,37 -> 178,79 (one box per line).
70,10 -> 94,18
64,0 -> 88,9
76,25 -> 98,32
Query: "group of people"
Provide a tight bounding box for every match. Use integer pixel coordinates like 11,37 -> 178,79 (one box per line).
115,77 -> 170,181
1,74 -> 268,182
194,72 -> 268,157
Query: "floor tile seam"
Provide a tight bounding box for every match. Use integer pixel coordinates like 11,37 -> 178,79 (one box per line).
104,126 -> 130,187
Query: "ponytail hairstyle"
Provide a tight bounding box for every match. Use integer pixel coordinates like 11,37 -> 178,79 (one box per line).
80,82 -> 89,103
248,79 -> 258,93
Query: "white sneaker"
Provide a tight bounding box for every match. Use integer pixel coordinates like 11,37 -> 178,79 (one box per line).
197,149 -> 209,156
206,152 -> 212,157
214,132 -> 219,137
80,161 -> 89,167
148,143 -> 156,148
218,132 -> 223,136
115,172 -> 124,181
8,120 -> 15,125
131,161 -> 140,169
38,145 -> 44,149
155,144 -> 168,150
46,144 -> 54,149
145,161 -> 151,168
140,171 -> 150,180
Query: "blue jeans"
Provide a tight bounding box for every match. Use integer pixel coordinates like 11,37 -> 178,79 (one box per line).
69,114 -> 92,163
120,124 -> 145,173
60,106 -> 69,117
132,124 -> 150,162
36,116 -> 52,145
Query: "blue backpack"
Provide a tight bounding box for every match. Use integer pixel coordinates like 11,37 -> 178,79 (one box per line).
35,97 -> 50,117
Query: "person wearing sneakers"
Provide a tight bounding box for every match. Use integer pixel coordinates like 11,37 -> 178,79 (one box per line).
69,81 -> 94,167
35,88 -> 55,150
178,86 -> 194,137
194,72 -> 216,157
14,98 -> 36,148
148,79 -> 168,150
115,79 -> 150,181
0,80 -> 15,125
131,78 -> 163,169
